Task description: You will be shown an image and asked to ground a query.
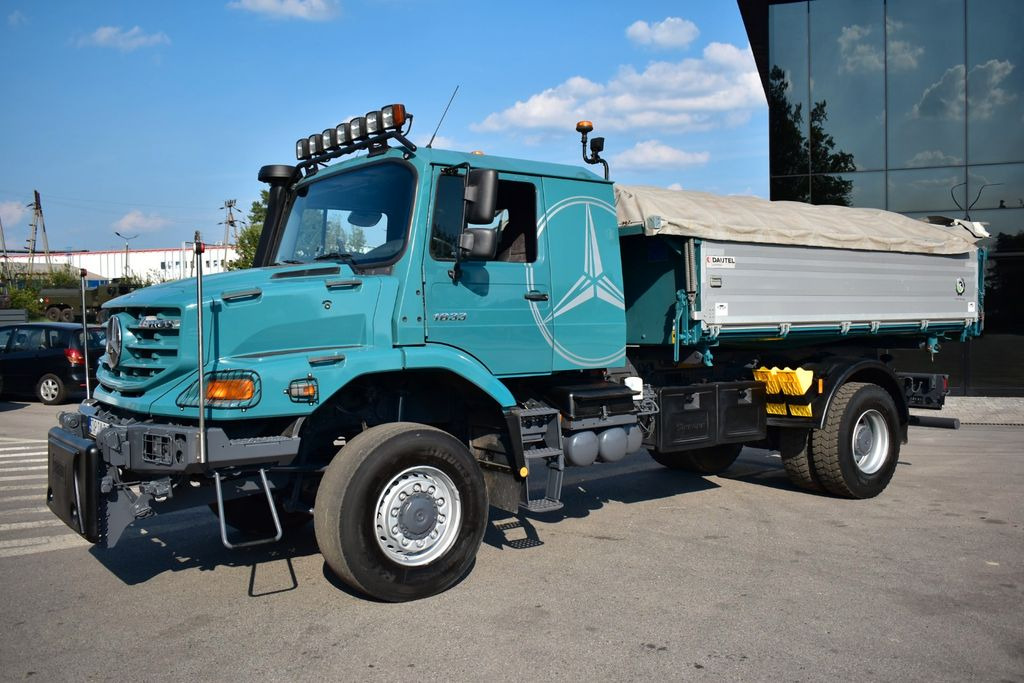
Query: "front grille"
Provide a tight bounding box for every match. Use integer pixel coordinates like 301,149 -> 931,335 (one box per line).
100,307 -> 182,390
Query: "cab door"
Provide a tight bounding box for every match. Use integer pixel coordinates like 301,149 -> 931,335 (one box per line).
422,168 -> 552,376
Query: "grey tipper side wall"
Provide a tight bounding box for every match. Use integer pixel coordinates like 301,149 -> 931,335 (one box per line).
697,240 -> 980,330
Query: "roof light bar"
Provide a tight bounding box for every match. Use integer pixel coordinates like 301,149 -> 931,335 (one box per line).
336,122 -> 351,145
322,128 -> 339,150
349,116 -> 367,140
307,133 -> 323,155
296,138 -> 311,161
365,111 -> 382,136
381,104 -> 406,130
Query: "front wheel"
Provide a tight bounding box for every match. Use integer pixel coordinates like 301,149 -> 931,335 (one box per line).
649,442 -> 744,474
60,308 -> 75,323
314,423 -> 488,602
811,382 -> 900,498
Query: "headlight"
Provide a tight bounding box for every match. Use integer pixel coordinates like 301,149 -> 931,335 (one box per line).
106,316 -> 122,368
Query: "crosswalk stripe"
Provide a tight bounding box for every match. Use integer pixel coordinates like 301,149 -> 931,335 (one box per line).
0,519 -> 66,532
0,446 -> 45,453
0,534 -> 90,558
0,495 -> 45,503
0,465 -> 47,473
0,438 -> 46,444
0,452 -> 47,459
0,459 -> 47,465
0,475 -> 47,482
0,506 -> 50,516
0,484 -> 46,492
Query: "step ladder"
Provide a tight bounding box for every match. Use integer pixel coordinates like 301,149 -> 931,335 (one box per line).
213,469 -> 283,549
510,406 -> 565,513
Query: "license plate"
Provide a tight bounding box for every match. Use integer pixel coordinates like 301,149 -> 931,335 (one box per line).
88,417 -> 110,437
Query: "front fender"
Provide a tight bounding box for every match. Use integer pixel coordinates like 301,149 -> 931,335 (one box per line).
401,345 -> 516,409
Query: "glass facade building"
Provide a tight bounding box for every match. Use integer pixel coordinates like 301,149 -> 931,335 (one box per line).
740,0 -> 1024,395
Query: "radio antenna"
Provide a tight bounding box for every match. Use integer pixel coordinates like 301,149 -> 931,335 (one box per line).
427,85 -> 459,149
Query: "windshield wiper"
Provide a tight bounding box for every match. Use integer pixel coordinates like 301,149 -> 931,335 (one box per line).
313,252 -> 359,265
273,259 -> 304,265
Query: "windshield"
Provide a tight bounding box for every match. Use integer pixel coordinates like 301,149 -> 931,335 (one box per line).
274,161 -> 415,266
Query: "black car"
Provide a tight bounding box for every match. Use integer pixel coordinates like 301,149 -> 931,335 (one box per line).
0,322 -> 106,404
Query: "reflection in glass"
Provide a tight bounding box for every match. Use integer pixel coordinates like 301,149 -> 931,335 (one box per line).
769,1 -> 809,177
770,176 -> 810,203
886,0 -> 965,170
809,0 -> 885,171
967,164 -> 1024,212
967,0 -> 1024,164
887,167 -> 966,213
812,171 -> 885,208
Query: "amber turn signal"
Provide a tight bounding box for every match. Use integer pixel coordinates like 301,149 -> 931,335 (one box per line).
205,379 -> 255,402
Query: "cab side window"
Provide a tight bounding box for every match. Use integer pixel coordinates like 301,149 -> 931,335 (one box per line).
430,174 -> 538,263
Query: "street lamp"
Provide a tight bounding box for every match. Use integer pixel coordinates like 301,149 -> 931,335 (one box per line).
114,231 -> 139,278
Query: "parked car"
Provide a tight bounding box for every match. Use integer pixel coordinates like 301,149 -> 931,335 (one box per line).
0,322 -> 106,404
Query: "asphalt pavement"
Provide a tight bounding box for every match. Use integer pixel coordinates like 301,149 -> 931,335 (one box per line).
0,399 -> 1021,681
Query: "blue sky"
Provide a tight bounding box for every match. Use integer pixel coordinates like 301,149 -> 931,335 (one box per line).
0,1 -> 767,250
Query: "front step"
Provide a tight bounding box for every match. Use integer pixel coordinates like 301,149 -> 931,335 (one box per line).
509,405 -> 565,513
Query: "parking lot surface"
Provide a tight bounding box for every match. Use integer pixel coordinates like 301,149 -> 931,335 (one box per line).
0,399 -> 1021,681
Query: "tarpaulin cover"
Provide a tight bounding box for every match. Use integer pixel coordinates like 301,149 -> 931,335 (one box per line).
614,184 -> 984,255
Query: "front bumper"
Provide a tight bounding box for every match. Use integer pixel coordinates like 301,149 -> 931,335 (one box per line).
46,402 -> 301,547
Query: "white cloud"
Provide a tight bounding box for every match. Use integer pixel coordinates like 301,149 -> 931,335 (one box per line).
667,183 -> 684,191
912,59 -> 1016,121
613,140 -> 709,170
0,200 -> 28,227
7,10 -> 27,27
77,26 -> 170,51
626,17 -> 699,49
113,210 -> 171,233
906,149 -> 963,167
228,0 -> 339,21
889,39 -> 924,71
837,24 -> 883,73
472,42 -> 762,135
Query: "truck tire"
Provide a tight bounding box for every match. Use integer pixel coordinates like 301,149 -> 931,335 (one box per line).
45,306 -> 61,322
209,494 -> 312,535
36,373 -> 67,405
649,443 -> 743,474
314,422 -> 488,602
60,308 -> 75,322
775,427 -> 823,492
811,382 -> 900,499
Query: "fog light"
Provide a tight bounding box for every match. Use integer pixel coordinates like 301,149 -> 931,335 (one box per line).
308,133 -> 323,155
206,378 -> 255,402
296,138 -> 311,160
349,116 -> 366,140
322,128 -> 339,150
365,111 -> 382,135
336,122 -> 351,145
381,104 -> 406,130
287,378 -> 319,403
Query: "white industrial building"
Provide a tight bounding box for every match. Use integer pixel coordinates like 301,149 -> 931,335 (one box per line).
1,244 -> 239,283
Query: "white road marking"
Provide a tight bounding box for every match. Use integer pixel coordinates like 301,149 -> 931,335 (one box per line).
0,475 -> 47,482
0,506 -> 50,516
0,446 -> 46,452
0,495 -> 46,503
0,438 -> 46,444
0,484 -> 46,492
0,534 -> 90,558
0,458 -> 47,465
0,452 -> 47,459
0,519 -> 66,532
0,465 -> 47,472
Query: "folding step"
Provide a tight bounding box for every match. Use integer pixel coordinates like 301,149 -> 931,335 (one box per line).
509,405 -> 566,514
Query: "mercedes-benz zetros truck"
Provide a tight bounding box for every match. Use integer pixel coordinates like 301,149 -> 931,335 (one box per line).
46,105 -> 985,601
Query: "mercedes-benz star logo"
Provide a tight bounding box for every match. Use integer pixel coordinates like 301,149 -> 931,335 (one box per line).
544,204 -> 625,323
106,316 -> 122,368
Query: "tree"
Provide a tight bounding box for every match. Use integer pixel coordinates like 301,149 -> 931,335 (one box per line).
228,190 -> 268,270
767,66 -> 855,206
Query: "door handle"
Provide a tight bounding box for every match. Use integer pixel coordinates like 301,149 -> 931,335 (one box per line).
524,291 -> 549,302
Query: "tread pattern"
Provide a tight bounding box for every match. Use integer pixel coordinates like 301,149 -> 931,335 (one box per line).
811,382 -> 864,497
777,428 -> 822,492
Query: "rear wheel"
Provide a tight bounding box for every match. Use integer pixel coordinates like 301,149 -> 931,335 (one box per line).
45,306 -> 61,322
811,382 -> 900,498
649,442 -> 744,474
774,427 -> 823,492
60,308 -> 75,322
36,374 -> 67,405
314,423 -> 488,602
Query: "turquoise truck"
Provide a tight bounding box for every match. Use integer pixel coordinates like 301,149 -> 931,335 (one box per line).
46,104 -> 984,601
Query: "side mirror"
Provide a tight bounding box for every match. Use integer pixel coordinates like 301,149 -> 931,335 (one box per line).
459,228 -> 499,260
464,169 -> 497,224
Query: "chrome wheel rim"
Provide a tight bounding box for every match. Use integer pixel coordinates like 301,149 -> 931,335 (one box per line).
851,409 -> 889,474
374,465 -> 461,566
39,378 -> 59,402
